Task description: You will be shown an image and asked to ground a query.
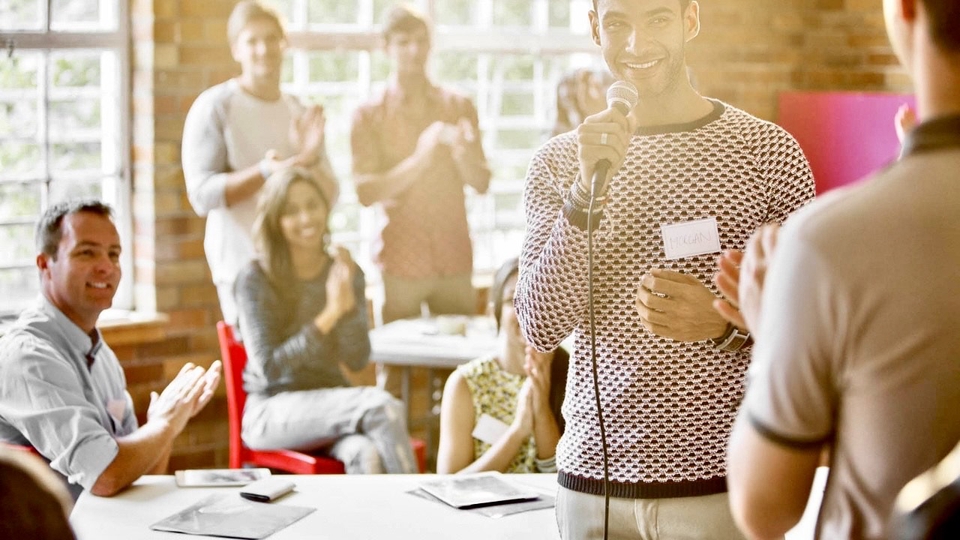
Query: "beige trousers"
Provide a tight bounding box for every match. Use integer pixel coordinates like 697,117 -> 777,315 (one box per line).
556,486 -> 748,540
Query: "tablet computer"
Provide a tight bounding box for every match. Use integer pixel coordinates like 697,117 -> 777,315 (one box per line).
174,468 -> 271,487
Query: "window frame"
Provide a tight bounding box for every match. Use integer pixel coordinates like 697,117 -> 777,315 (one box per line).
0,1 -> 133,316
279,0 -> 600,284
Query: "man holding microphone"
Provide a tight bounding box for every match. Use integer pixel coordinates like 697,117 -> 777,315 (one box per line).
515,0 -> 814,537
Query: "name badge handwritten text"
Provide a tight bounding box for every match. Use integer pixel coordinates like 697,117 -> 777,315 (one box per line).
661,218 -> 722,260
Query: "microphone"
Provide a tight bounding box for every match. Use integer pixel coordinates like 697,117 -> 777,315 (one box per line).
591,80 -> 639,199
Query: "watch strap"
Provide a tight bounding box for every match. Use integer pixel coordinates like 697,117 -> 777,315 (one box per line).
712,323 -> 751,351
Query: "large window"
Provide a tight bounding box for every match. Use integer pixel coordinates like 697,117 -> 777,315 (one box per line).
272,0 -> 602,283
0,0 -> 130,315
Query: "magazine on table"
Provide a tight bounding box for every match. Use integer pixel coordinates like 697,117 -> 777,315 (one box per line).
418,471 -> 542,509
174,468 -> 271,487
149,494 -> 314,539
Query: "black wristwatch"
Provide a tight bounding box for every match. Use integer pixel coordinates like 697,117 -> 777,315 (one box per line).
711,323 -> 751,351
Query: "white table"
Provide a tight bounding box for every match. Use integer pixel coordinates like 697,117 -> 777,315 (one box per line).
369,316 -> 498,467
369,316 -> 497,368
70,469 -> 828,540
71,474 -> 561,540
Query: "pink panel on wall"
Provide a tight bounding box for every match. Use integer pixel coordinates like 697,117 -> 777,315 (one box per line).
777,91 -> 916,194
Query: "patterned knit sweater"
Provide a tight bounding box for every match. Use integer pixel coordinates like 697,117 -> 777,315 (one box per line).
516,100 -> 815,498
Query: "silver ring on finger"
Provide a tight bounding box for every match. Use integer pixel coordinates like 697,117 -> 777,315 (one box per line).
600,132 -> 609,145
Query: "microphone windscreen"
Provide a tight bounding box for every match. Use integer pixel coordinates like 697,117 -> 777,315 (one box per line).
607,81 -> 639,115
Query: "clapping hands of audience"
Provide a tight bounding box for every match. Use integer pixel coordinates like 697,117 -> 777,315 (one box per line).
713,224 -> 781,334
415,119 -> 481,157
147,361 -> 222,433
292,104 -> 327,166
449,118 -> 484,161
324,246 -> 357,320
510,347 -> 556,440
413,121 -> 449,155
259,105 -> 328,179
895,103 -> 917,145
512,379 -> 535,439
524,346 -> 553,420
713,249 -> 749,331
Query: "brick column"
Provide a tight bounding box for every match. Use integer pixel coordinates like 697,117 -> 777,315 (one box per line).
128,0 -> 237,470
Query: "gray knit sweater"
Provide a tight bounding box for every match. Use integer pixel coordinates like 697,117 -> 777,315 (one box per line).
516,100 -> 815,498
234,260 -> 371,398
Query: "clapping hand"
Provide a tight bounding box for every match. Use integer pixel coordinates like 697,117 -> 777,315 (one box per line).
730,224 -> 781,335
512,378 -> 535,438
449,118 -> 482,160
291,104 -> 327,166
713,249 -> 749,331
147,361 -> 222,433
524,346 -> 553,417
258,104 -> 327,179
895,103 -> 917,145
324,245 -> 357,320
415,121 -> 452,156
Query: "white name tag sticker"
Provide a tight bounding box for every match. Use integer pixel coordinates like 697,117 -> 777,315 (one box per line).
472,413 -> 510,446
106,398 -> 126,425
661,217 -> 722,260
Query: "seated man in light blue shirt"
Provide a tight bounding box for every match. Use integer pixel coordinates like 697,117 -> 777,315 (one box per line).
0,200 -> 221,499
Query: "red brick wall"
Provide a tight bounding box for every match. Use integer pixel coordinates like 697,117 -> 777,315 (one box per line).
123,0 -> 911,471
689,0 -> 911,121
129,0 -> 238,471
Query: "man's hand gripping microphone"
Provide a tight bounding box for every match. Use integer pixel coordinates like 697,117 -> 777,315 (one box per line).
591,81 -> 639,200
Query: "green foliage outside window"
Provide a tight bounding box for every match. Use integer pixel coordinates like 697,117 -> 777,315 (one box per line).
434,0 -> 473,26
0,54 -> 39,89
308,51 -> 360,82
499,92 -> 535,116
0,143 -> 41,175
308,0 -> 358,25
433,52 -> 479,84
50,99 -> 101,132
549,1 -> 572,27
0,0 -> 41,30
493,0 -> 531,27
51,0 -> 100,28
51,54 -> 100,87
0,184 -> 42,221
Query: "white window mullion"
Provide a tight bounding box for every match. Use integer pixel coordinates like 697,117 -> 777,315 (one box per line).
358,0 -> 373,26
0,0 -> 131,315
477,0 -> 493,29
534,58 -> 546,126
38,51 -> 51,209
358,50 -> 372,101
532,0 -> 548,34
44,0 -> 52,31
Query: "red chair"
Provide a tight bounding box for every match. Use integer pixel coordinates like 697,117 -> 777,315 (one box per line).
0,443 -> 41,457
218,321 -> 345,474
217,322 -> 426,474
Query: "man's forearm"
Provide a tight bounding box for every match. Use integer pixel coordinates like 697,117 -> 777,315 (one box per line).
148,440 -> 174,475
223,164 -> 267,207
354,151 -> 430,206
90,419 -> 178,497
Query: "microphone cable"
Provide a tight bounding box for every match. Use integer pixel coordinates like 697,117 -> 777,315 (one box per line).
587,187 -> 611,540
583,80 -> 636,540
